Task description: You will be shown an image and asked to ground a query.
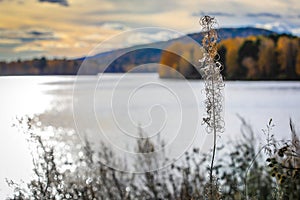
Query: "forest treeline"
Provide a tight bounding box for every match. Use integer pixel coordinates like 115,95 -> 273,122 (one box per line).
1,33 -> 300,80
0,58 -> 82,75
159,34 -> 300,80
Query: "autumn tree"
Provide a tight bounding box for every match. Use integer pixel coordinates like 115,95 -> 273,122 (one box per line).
276,36 -> 298,79
159,42 -> 202,79
159,42 -> 182,78
257,37 -> 277,78
219,37 -> 244,79
238,39 -> 260,79
296,44 -> 300,76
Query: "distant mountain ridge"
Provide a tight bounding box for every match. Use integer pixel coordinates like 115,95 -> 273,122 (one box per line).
187,27 -> 275,41
75,27 -> 277,74
80,27 -> 276,61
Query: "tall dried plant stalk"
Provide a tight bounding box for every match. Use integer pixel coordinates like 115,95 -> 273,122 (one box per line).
198,16 -> 225,199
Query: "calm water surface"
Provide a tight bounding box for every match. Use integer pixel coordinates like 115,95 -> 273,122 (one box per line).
1,74 -> 300,197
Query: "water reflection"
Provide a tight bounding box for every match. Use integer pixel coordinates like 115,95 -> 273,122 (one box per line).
0,76 -> 71,199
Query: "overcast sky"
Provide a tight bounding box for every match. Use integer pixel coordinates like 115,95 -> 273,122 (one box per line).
0,0 -> 299,61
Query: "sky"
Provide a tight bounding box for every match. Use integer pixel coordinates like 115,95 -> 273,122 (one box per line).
0,0 -> 300,61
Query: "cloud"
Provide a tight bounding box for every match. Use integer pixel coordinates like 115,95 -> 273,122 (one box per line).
0,28 -> 58,43
192,11 -> 235,17
43,41 -> 70,49
0,38 -> 22,49
246,13 -> 281,18
13,40 -> 70,53
290,28 -> 300,36
14,43 -> 45,53
38,0 -> 69,7
0,38 -> 21,45
255,22 -> 292,34
99,22 -> 131,31
82,33 -> 106,42
87,30 -> 183,53
126,31 -> 181,45
117,30 -> 182,49
89,0 -> 178,14
0,27 -> 65,60
74,42 -> 88,48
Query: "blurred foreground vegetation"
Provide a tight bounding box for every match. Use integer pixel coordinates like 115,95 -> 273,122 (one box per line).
7,117 -> 300,200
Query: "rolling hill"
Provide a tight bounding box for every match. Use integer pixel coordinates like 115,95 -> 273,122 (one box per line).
76,27 -> 276,75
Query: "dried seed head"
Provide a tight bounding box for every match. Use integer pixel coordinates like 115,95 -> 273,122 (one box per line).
198,16 -> 224,134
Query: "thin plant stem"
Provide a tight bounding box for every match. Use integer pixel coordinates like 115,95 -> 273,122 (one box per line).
210,67 -> 217,199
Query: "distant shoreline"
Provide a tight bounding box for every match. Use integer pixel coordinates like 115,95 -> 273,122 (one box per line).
1,73 -> 300,82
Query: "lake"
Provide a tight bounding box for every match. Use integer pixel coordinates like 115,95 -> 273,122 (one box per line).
1,74 -> 300,198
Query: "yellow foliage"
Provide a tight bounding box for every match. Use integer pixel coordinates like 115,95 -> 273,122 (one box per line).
159,41 -> 204,78
219,37 -> 245,77
258,37 -> 276,77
